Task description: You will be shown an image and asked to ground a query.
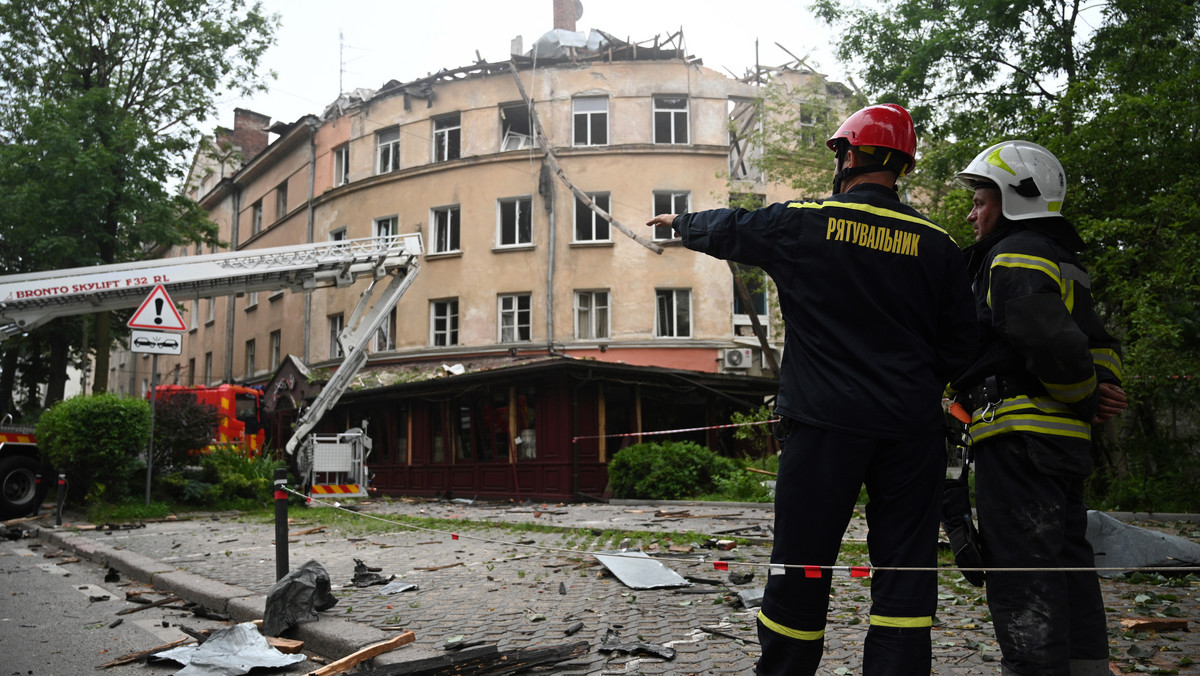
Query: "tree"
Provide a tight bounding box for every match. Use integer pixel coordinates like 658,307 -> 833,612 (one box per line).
152,388 -> 221,473
810,0 -> 1200,510
0,0 -> 277,401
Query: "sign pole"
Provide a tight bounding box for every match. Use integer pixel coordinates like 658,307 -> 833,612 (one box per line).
145,353 -> 158,506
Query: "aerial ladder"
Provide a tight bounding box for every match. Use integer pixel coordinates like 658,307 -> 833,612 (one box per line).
0,234 -> 422,503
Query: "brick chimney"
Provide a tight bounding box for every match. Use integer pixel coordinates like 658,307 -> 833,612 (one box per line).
229,108 -> 271,162
553,0 -> 579,31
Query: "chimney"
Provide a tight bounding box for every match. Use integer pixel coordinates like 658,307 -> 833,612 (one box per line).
230,108 -> 272,162
553,0 -> 579,32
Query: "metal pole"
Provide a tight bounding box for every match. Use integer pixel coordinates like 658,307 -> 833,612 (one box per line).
145,353 -> 158,506
274,467 -> 289,581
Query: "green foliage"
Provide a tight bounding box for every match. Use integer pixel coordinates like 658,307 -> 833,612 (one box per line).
157,444 -> 283,508
35,394 -> 151,503
808,0 -> 1200,508
152,389 -> 221,472
0,0 -> 278,393
608,441 -> 740,500
730,405 -> 778,457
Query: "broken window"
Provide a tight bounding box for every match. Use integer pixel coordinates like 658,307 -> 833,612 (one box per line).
251,200 -> 263,235
498,197 -> 532,246
376,127 -> 400,173
433,113 -> 461,162
431,403 -> 446,462
655,289 -> 691,338
515,389 -> 536,460
498,293 -> 532,343
431,206 -> 461,253
573,96 -> 608,146
654,96 -> 689,144
270,330 -> 281,370
574,192 -> 610,242
374,215 -> 395,239
500,103 -> 532,151
575,290 -> 610,340
276,181 -> 288,221
728,98 -> 763,181
333,144 -> 349,185
651,191 -> 689,240
431,299 -> 459,346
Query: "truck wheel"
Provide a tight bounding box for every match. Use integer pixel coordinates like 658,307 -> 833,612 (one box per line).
0,455 -> 48,519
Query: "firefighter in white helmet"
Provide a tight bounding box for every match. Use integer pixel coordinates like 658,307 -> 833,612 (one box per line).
949,140 -> 1127,676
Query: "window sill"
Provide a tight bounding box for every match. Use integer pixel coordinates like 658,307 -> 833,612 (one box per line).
492,244 -> 535,253
425,250 -> 463,261
569,240 -> 614,249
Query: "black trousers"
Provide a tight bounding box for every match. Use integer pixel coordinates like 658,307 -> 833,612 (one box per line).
975,433 -> 1108,676
756,421 -> 944,676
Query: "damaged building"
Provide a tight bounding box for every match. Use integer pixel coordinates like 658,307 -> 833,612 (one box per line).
113,4 -> 853,500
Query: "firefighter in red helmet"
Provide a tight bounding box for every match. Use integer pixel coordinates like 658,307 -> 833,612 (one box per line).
648,103 -> 977,675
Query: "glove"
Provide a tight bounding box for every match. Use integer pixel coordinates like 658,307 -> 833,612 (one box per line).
942,513 -> 986,587
941,468 -> 986,587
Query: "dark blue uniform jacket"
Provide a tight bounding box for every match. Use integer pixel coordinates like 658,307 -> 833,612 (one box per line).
673,183 -> 977,440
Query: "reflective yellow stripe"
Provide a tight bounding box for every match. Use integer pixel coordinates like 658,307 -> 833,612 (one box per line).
789,200 -> 951,237
991,253 -> 1060,283
969,395 -> 1093,442
758,611 -> 824,641
870,614 -> 933,628
1092,348 -> 1123,381
1041,373 -> 1097,403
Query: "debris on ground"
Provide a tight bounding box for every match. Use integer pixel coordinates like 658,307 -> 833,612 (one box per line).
355,640 -> 587,675
593,550 -> 690,589
598,628 -> 677,661
153,622 -> 306,676
352,558 -> 395,587
261,559 -> 337,637
1087,511 -> 1200,577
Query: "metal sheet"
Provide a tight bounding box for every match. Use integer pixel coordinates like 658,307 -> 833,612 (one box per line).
1088,510 -> 1200,578
593,549 -> 690,589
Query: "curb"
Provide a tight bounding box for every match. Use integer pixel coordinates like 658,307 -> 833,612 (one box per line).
33,525 -> 440,667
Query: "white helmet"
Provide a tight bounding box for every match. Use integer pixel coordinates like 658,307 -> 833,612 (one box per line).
955,140 -> 1066,221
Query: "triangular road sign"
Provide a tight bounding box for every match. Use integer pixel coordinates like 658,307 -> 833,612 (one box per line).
127,285 -> 187,332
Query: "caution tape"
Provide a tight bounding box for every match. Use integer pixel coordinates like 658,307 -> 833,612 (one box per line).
282,487 -> 1200,577
572,419 -> 778,443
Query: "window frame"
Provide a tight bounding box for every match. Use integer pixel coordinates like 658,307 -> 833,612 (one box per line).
653,96 -> 690,145
573,192 -> 611,243
655,288 -> 692,338
374,216 -> 396,239
269,330 -> 282,370
433,113 -> 462,163
251,200 -> 263,235
431,205 -> 461,254
651,190 -> 689,241
498,293 -> 532,343
497,196 -> 533,248
572,96 -> 609,147
376,126 -> 400,174
430,299 -> 459,346
244,338 -> 256,380
328,313 -> 345,358
574,290 -> 610,340
333,144 -> 350,185
276,181 -> 288,221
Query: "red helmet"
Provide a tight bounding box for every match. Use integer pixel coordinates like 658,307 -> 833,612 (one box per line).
826,103 -> 917,176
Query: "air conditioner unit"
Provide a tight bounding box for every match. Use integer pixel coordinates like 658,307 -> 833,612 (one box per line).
723,348 -> 754,369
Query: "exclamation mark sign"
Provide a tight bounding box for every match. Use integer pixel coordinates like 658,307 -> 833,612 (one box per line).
154,298 -> 164,325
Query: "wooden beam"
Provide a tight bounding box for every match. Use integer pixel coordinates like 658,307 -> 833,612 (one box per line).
306,631 -> 416,676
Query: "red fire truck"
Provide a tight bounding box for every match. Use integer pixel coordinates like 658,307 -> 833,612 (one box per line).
151,384 -> 265,455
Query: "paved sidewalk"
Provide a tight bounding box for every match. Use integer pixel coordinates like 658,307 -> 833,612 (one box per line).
34,499 -> 1200,674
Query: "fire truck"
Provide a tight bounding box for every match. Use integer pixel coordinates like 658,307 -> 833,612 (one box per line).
0,234 -> 422,513
150,384 -> 266,455
0,415 -> 45,519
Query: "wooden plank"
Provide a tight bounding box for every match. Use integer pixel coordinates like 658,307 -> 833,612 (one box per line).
356,640 -> 590,675
97,637 -> 193,668
267,635 -> 305,654
306,631 -> 415,676
1119,617 -> 1189,633
116,595 -> 183,615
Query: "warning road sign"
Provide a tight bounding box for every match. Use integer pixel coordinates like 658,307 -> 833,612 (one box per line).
127,285 -> 186,332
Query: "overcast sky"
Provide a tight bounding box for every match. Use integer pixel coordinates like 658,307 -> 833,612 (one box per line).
212,0 -> 859,129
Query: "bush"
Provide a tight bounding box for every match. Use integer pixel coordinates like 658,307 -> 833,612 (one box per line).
608,441 -> 740,500
154,444 -> 283,508
36,394 -> 151,503
152,389 -> 220,472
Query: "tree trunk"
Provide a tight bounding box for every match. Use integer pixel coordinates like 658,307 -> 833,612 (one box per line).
43,330 -> 69,407
92,310 -> 111,394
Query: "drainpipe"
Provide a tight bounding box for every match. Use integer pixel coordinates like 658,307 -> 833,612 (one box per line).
543,161 -> 556,354
226,187 -> 241,383
304,120 -> 317,362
